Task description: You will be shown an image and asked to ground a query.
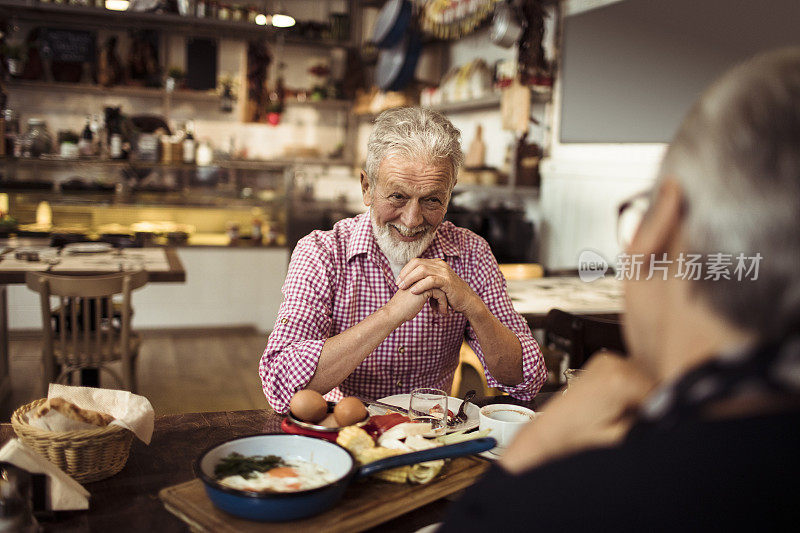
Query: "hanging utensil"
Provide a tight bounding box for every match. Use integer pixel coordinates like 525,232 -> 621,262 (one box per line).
489,1 -> 524,48
375,32 -> 422,92
372,0 -> 413,48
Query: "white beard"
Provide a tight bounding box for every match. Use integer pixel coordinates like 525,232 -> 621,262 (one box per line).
370,210 -> 438,265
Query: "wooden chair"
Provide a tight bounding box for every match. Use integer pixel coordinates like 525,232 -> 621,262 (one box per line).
25,271 -> 148,393
543,308 -> 626,370
451,342 -> 504,398
498,263 -> 545,280
451,263 -> 545,397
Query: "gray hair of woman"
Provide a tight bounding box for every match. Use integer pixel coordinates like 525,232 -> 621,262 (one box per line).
365,107 -> 465,190
657,47 -> 800,339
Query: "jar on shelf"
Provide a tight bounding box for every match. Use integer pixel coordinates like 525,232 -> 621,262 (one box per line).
218,3 -> 231,20
207,0 -> 218,18
3,109 -> 19,157
22,118 -> 53,158
246,5 -> 258,23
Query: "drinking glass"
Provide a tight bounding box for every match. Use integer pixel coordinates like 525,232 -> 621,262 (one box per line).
409,388 -> 449,436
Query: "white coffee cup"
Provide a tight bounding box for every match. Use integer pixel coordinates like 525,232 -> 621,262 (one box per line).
479,404 -> 537,451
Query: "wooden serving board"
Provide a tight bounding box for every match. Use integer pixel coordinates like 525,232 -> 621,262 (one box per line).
159,456 -> 489,532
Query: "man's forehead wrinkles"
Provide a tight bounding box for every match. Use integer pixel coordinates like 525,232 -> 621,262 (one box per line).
381,177 -> 448,195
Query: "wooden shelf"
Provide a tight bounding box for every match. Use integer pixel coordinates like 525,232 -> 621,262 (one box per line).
6,80 -> 220,101
0,156 -> 350,170
284,99 -> 352,111
0,0 -> 355,47
356,90 -> 551,120
426,94 -> 503,113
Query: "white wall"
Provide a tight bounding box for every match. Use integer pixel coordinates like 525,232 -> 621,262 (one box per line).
558,0 -> 800,143
539,0 -> 800,269
8,247 -> 289,332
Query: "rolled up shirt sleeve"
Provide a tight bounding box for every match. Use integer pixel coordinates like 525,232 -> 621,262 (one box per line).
259,234 -> 334,413
464,242 -> 547,400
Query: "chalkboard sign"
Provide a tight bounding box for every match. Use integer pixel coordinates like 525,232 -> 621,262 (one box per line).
40,28 -> 96,63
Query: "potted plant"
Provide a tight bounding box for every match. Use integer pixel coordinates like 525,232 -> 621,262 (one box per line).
2,43 -> 28,77
217,74 -> 238,113
165,66 -> 185,92
0,213 -> 18,235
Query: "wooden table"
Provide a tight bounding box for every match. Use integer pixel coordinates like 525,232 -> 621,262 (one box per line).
507,276 -> 624,329
0,395 -> 552,532
0,244 -> 186,409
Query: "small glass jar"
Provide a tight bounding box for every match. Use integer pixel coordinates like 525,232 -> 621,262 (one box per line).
218,3 -> 230,20
22,118 -> 53,158
246,5 -> 258,23
207,0 -> 218,18
3,109 -> 20,157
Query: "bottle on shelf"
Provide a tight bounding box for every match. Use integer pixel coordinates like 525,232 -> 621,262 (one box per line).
182,120 -> 196,164
251,217 -> 263,244
90,114 -> 105,157
78,116 -> 94,156
109,133 -> 123,159
104,107 -> 125,159
196,139 -> 213,166
2,109 -> 19,158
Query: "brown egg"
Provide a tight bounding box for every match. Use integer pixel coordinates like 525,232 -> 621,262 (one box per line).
334,397 -> 368,427
289,390 -> 328,423
318,413 -> 339,428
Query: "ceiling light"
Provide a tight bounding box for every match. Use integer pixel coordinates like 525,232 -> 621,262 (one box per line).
105,0 -> 130,11
255,13 -> 270,26
271,14 -> 295,28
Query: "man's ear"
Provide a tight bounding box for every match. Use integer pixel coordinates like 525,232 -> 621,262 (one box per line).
360,170 -> 372,207
629,178 -> 684,257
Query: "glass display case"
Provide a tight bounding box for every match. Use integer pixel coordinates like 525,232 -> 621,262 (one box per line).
0,157 -> 291,247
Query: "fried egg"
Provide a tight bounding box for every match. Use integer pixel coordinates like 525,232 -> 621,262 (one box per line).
219,458 -> 336,493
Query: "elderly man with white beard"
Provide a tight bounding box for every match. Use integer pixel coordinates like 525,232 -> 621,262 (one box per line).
259,107 -> 546,413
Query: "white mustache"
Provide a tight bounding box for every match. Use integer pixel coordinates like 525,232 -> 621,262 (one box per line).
390,224 -> 430,237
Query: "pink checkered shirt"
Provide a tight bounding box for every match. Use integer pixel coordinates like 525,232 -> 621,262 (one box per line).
259,212 -> 546,413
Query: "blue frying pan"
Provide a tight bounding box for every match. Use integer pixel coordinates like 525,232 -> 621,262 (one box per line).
372,0 -> 413,48
196,433 -> 496,522
376,31 -> 422,92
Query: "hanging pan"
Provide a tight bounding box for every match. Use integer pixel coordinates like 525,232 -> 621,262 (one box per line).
372,0 -> 413,48
375,31 -> 422,92
489,1 -> 524,48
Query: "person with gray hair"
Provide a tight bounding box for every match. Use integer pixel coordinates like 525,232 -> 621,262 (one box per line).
441,48 -> 800,531
259,107 -> 546,413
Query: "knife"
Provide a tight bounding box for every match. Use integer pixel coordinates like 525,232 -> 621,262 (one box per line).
355,397 -> 410,415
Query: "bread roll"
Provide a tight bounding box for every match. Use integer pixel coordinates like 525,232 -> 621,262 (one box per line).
33,398 -> 114,427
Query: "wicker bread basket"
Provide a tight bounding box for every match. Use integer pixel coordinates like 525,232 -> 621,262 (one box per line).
11,398 -> 133,483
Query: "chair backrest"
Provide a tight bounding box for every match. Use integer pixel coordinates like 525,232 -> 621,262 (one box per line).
544,308 -> 626,369
25,271 -> 148,380
498,263 -> 544,280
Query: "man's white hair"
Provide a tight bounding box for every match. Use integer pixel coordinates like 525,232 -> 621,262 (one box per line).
657,47 -> 800,339
365,107 -> 464,191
